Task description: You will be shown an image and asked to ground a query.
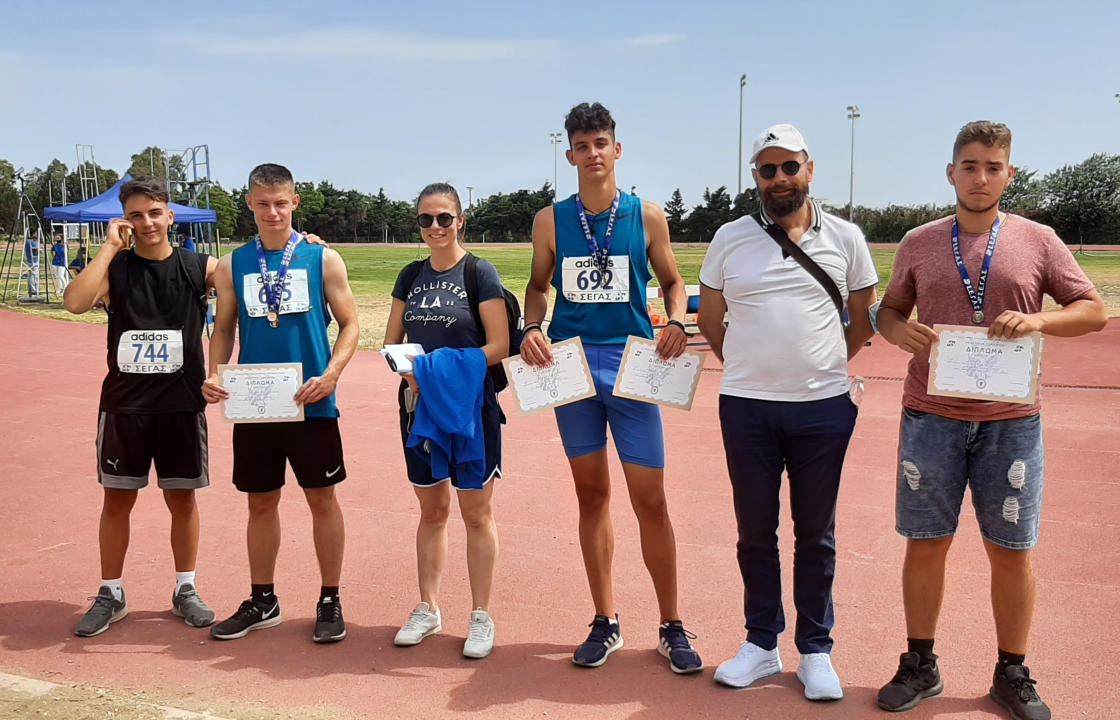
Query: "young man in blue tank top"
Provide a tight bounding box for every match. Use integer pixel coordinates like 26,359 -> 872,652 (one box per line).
203,164 -> 360,644
521,102 -> 702,674
64,177 -> 220,637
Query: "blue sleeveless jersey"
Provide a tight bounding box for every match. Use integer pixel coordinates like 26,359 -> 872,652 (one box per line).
231,238 -> 338,418
548,191 -> 653,344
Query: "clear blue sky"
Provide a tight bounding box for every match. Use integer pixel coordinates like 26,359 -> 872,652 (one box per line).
2,0 -> 1118,212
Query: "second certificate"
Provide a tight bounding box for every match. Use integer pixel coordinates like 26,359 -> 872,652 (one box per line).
612,335 -> 704,410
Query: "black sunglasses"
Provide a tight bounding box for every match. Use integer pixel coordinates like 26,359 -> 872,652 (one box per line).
755,160 -> 806,180
417,213 -> 458,229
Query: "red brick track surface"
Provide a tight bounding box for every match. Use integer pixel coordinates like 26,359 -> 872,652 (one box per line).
1,309 -> 1118,719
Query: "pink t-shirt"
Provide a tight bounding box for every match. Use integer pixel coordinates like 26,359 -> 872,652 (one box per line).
886,214 -> 1096,422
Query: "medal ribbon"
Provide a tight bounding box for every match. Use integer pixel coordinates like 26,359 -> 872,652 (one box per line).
254,232 -> 302,320
951,215 -> 1001,321
574,189 -> 621,272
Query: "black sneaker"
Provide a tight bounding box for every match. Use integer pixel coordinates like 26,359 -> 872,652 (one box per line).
74,586 -> 128,637
210,596 -> 282,640
658,620 -> 703,674
877,651 -> 944,711
990,663 -> 1051,720
313,597 -> 346,643
572,615 -> 623,667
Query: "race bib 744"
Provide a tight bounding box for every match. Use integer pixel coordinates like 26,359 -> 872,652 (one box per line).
116,330 -> 184,374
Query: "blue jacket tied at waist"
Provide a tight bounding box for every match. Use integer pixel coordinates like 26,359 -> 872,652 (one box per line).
407,347 -> 488,489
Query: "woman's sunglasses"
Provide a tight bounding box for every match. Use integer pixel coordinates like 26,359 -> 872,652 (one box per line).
755,160 -> 806,180
417,213 -> 459,229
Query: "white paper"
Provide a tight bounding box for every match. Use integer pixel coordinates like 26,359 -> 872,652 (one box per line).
929,328 -> 1040,402
612,336 -> 704,410
502,338 -> 596,414
116,329 -> 184,374
219,363 -> 305,423
240,269 -> 312,317
381,343 -> 426,374
561,256 -> 630,303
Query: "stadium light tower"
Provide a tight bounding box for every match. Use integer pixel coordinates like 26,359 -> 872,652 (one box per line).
846,105 -> 861,222
549,132 -> 563,202
738,74 -> 747,196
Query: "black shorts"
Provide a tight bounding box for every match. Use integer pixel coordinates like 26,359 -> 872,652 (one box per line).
232,418 -> 346,493
96,411 -> 209,491
398,379 -> 503,490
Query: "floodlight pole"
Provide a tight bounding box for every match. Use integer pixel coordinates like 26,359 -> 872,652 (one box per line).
549,132 -> 563,202
846,105 -> 861,222
466,186 -> 474,208
738,74 -> 747,197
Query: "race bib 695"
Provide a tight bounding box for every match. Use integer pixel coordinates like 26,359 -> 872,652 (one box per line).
117,330 -> 184,374
242,269 -> 312,317
561,256 -> 630,303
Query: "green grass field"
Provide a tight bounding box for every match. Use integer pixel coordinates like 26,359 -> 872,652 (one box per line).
4,244 -> 1119,350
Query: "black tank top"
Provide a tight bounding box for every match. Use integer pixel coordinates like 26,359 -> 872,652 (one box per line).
99,248 -> 208,413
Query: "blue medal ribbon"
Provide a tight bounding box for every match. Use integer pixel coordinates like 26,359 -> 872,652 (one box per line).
951,215 -> 1001,324
575,189 -> 621,273
254,231 -> 302,327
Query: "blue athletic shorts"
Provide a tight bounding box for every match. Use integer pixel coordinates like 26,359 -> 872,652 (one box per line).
895,408 -> 1045,550
553,343 -> 665,468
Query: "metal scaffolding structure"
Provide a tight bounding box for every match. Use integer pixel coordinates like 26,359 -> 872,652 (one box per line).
75,144 -> 100,200
163,144 -> 217,256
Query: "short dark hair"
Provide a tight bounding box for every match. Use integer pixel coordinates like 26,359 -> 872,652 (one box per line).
416,182 -> 462,214
248,163 -> 295,190
953,121 -> 1012,162
119,177 -> 170,207
564,102 -> 616,143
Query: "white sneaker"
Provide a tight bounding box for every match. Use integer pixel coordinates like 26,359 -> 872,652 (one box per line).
394,602 -> 442,646
797,652 -> 843,701
462,608 -> 495,659
714,641 -> 783,688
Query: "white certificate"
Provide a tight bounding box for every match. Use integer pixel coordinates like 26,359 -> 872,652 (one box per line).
927,325 -> 1043,405
612,336 -> 705,410
218,363 -> 305,423
502,337 -> 597,414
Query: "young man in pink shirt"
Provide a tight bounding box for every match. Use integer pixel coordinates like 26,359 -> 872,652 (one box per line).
874,122 -> 1107,720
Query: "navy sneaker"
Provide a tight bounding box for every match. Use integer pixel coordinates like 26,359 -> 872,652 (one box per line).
572,615 -> 623,667
658,620 -> 703,674
990,663 -> 1051,720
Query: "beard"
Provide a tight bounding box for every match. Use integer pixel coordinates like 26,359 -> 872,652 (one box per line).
762,184 -> 809,218
956,192 -> 1001,215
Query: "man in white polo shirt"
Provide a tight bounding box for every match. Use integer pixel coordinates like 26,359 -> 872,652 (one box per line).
698,123 -> 878,702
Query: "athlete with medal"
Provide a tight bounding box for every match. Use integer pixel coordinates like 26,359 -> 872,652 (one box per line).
64,177 -> 219,637
521,102 -> 703,674
204,163 -> 359,645
874,122 -> 1106,719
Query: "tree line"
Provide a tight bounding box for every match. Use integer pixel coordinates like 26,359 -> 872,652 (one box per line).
2,148 -> 1117,245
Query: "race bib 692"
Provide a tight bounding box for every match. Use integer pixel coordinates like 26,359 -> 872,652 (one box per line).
561,256 -> 630,303
117,330 -> 184,374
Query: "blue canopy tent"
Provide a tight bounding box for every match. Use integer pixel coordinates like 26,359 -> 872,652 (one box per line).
43,175 -> 217,223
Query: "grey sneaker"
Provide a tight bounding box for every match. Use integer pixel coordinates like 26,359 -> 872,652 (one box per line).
394,602 -> 442,646
171,583 -> 216,628
74,586 -> 128,637
462,609 -> 495,659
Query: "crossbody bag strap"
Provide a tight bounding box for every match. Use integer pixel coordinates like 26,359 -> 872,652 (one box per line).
751,211 -> 844,318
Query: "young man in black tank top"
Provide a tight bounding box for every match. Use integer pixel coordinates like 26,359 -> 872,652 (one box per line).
64,177 -> 219,637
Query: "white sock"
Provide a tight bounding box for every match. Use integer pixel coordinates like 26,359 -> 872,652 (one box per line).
175,571 -> 196,593
102,578 -> 123,603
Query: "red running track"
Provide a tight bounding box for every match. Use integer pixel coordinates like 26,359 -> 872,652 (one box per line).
1,309 -> 1118,719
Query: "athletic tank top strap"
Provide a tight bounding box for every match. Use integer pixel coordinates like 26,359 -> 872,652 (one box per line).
548,191 -> 653,344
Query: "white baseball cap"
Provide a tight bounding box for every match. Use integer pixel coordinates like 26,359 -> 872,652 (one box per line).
750,123 -> 810,164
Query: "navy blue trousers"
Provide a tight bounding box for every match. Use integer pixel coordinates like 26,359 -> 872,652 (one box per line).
719,392 -> 857,654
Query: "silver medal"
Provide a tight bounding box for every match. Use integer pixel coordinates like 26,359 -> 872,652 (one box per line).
972,310 -> 984,324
